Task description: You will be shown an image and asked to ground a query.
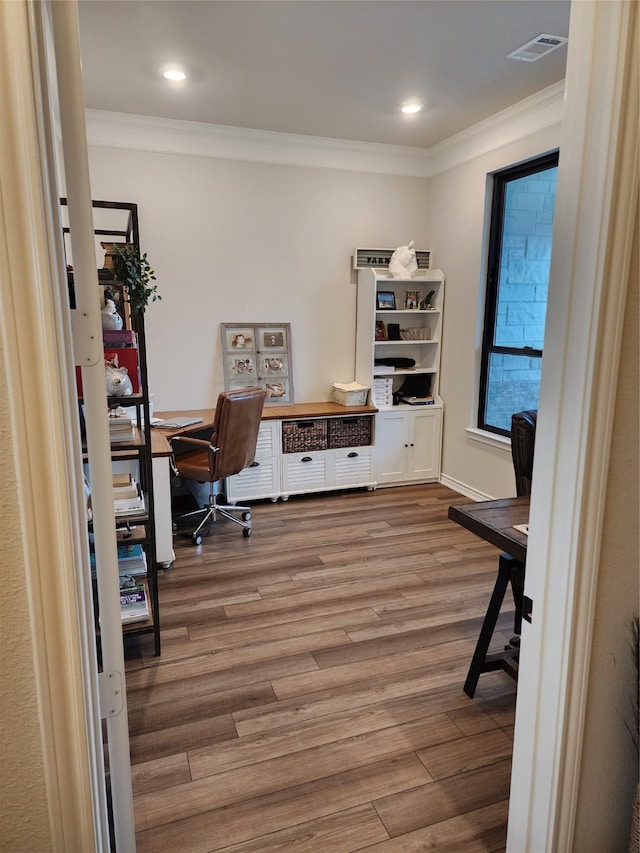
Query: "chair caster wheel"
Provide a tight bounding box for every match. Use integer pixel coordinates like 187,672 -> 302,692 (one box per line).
243,527 -> 252,537
191,533 -> 203,546
241,511 -> 251,522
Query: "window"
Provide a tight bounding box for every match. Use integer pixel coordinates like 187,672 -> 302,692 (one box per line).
478,152 -> 559,435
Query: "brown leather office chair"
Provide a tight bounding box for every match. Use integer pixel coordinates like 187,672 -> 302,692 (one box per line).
170,386 -> 266,544
511,409 -> 537,496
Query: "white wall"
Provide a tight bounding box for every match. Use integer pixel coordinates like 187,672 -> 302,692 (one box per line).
86,147 -> 430,411
427,126 -> 560,499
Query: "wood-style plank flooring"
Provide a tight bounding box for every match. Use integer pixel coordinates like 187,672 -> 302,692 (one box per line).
125,483 -> 517,852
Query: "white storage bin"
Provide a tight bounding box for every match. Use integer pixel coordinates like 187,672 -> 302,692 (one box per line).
332,382 -> 370,406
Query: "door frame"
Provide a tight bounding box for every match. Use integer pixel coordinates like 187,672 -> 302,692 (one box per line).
507,2 -> 638,850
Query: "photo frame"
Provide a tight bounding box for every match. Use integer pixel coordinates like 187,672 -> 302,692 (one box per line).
221,322 -> 294,405
375,320 -> 387,341
376,291 -> 396,310
404,289 -> 421,310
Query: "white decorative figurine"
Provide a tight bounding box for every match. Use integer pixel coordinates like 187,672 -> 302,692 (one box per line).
389,240 -> 418,279
101,298 -> 123,331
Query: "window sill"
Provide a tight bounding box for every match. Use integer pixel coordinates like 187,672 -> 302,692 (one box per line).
465,427 -> 511,451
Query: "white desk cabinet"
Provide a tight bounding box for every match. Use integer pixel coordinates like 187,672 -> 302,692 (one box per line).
375,407 -> 442,485
226,420 -> 281,503
281,445 -> 375,499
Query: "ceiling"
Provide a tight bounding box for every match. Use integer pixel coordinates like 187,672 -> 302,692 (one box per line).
77,0 -> 570,150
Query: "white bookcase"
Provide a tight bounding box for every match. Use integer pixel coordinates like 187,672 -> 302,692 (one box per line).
355,267 -> 445,485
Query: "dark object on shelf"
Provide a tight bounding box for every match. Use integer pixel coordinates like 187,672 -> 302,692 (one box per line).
170,386 -> 266,544
394,374 -> 432,405
374,357 -> 416,368
282,418 -> 328,453
387,323 -> 401,340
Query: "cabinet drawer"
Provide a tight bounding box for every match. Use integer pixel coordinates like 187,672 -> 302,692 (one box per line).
333,446 -> 375,486
226,458 -> 280,502
282,451 -> 328,493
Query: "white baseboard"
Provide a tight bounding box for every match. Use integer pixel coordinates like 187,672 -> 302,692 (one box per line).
440,473 -> 494,502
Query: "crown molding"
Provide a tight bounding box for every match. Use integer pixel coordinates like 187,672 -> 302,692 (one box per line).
427,81 -> 564,174
85,80 -> 564,178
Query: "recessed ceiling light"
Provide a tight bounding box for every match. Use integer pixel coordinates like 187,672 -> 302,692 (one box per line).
401,102 -> 423,115
162,68 -> 187,81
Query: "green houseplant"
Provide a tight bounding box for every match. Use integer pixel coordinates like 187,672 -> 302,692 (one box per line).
110,243 -> 160,313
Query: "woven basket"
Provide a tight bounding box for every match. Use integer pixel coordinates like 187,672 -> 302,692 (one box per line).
327,416 -> 372,449
282,419 -> 327,453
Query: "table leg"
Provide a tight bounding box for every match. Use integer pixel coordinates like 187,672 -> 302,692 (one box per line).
464,553 -> 518,698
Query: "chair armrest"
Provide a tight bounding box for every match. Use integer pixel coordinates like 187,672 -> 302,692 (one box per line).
169,434 -> 220,478
169,435 -> 214,450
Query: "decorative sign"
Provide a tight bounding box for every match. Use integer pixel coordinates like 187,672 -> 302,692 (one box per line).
221,323 -> 294,405
353,247 -> 431,271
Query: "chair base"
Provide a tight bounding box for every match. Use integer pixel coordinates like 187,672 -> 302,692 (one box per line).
174,494 -> 253,544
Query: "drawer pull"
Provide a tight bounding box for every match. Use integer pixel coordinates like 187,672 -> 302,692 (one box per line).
249,461 -> 260,467
301,456 -> 313,462
347,452 -> 358,458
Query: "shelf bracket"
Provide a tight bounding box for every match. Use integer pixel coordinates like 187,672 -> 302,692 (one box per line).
98,670 -> 125,719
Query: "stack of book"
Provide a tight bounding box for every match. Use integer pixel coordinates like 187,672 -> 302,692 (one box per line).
117,542 -> 147,577
108,409 -> 134,442
112,473 -> 146,518
372,376 -> 394,408
90,541 -> 148,581
119,575 -> 149,624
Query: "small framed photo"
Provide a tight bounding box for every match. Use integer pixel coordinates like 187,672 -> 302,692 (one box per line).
404,290 -> 420,310
263,378 -> 290,403
377,291 -> 396,310
262,355 -> 286,376
258,326 -> 287,352
225,328 -> 254,350
375,320 -> 387,341
228,356 -> 256,378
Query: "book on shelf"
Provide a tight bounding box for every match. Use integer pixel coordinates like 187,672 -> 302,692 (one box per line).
117,543 -> 147,575
398,395 -> 435,406
108,409 -> 134,441
373,365 -> 396,374
102,329 -> 138,346
114,492 -> 146,518
112,472 -> 139,500
119,581 -> 149,624
90,544 -> 147,578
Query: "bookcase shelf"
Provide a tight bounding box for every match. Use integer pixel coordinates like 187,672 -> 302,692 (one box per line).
355,266 -> 445,486
68,199 -> 161,656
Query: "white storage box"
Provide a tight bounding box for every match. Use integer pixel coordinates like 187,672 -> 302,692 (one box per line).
332,382 -> 370,407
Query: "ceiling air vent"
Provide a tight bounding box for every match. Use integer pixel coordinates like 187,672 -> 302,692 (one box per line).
507,33 -> 568,62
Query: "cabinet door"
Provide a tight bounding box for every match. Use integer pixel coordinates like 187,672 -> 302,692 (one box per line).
226,421 -> 281,501
375,410 -> 410,483
408,408 -> 442,481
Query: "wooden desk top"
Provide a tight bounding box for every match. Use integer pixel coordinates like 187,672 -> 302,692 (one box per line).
448,496 -> 529,564
155,401 -> 377,425
152,401 -> 379,455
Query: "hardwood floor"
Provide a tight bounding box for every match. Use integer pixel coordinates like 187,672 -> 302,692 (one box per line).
125,483 -> 517,852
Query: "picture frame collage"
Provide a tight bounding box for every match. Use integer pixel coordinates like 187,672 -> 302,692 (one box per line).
221,323 -> 294,405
